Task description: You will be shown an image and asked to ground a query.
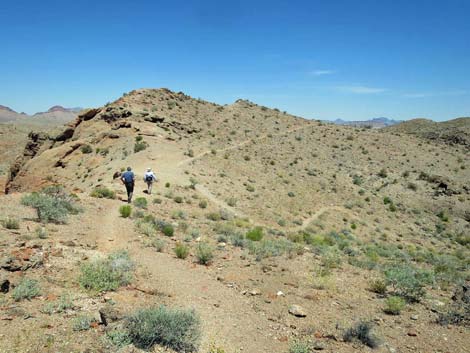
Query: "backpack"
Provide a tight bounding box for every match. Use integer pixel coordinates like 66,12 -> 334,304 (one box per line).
145,174 -> 153,182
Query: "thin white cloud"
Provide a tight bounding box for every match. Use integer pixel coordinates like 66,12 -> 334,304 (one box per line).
403,90 -> 468,98
310,70 -> 335,76
335,85 -> 387,94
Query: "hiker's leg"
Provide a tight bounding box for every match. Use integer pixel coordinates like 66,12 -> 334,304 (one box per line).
148,182 -> 153,195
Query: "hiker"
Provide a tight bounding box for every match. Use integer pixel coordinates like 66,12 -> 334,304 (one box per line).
143,167 -> 157,194
121,167 -> 135,203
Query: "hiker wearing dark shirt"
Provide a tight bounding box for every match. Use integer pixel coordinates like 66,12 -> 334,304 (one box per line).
121,167 -> 135,203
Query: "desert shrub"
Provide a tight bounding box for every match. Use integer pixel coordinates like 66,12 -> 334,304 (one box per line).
206,212 -> 221,221
162,224 -> 175,237
384,264 -> 433,302
150,238 -> 166,252
352,175 -> 363,185
245,227 -> 263,241
289,339 -> 312,353
432,255 -> 464,288
230,233 -> 246,248
174,196 -> 183,204
12,278 -> 40,301
119,205 -> 132,218
1,217 -> 20,229
106,330 -> 132,348
246,184 -> 255,192
90,187 -> 116,199
125,305 -> 200,352
79,250 -> 134,292
21,187 -> 81,224
198,200 -> 208,208
378,168 -> 388,178
383,196 -> 392,205
35,226 -> 48,239
454,233 -> 470,246
42,293 -> 74,314
407,182 -> 418,191
320,248 -> 342,271
174,243 -> 189,259
226,198 -> 237,207
73,315 -> 95,331
153,198 -> 162,204
134,139 -> 148,153
247,238 -> 301,261
368,279 -> 387,295
384,296 -> 406,315
134,197 -> 148,209
136,220 -> 156,236
80,144 -> 93,154
195,242 -> 214,265
343,321 -> 379,348
437,210 -> 449,222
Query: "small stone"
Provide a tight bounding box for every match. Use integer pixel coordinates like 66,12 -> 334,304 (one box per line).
0,277 -> 10,293
313,341 -> 326,350
277,291 -> 285,297
249,289 -> 261,296
410,315 -> 418,320
288,305 -> 307,317
407,330 -> 417,337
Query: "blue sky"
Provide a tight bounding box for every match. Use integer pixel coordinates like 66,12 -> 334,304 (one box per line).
1,0 -> 469,121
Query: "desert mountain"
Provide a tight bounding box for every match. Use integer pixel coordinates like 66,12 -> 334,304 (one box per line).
0,104 -> 80,125
0,105 -> 26,123
332,117 -> 402,128
0,88 -> 469,352
385,117 -> 470,147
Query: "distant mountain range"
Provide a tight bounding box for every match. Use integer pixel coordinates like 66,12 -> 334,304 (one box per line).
330,117 -> 402,128
0,105 -> 82,124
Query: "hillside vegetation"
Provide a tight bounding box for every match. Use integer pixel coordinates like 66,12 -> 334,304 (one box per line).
0,88 -> 468,353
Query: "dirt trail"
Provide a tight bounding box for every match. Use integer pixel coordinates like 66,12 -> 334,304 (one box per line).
89,198 -> 288,353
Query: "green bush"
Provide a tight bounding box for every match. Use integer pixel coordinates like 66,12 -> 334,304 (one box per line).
384,296 -> 406,315
343,321 -> 379,348
289,339 -> 311,353
150,238 -> 166,252
246,227 -> 263,241
368,279 -> 387,295
12,278 -> 40,301
119,205 -> 132,218
73,315 -> 95,331
42,293 -> 74,314
91,187 -> 116,199
79,250 -> 134,292
162,224 -> 175,237
125,305 -> 200,351
21,187 -> 81,224
134,197 -> 148,209
174,243 -> 190,259
1,217 -> 20,229
174,196 -> 183,204
384,264 -> 432,302
383,196 -> 392,205
80,144 -> 93,154
134,140 -> 148,153
206,212 -> 221,221
195,242 -> 214,265
106,330 -> 132,348
198,200 -> 208,209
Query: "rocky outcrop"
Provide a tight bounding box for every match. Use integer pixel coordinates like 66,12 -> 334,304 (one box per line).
5,132 -> 54,194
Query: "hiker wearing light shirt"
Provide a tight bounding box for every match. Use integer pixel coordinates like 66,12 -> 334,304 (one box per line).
143,168 -> 157,194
